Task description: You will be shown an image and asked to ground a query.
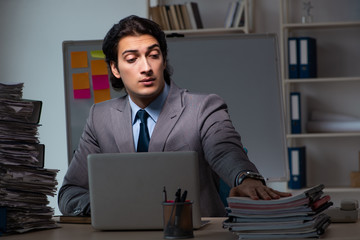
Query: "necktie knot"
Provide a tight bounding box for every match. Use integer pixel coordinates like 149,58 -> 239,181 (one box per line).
136,109 -> 149,125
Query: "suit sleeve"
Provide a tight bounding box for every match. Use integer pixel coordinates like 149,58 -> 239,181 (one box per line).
197,94 -> 259,188
58,104 -> 100,216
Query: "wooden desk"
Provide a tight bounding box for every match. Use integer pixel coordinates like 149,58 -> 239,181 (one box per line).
1,218 -> 360,240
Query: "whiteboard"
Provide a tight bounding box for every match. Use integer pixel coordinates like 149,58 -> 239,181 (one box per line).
63,34 -> 288,181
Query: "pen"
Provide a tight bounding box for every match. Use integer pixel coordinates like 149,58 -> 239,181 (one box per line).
180,190 -> 187,202
163,186 -> 167,202
175,188 -> 181,202
174,188 -> 182,227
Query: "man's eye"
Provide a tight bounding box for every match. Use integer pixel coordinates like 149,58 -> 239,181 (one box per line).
150,53 -> 160,59
126,58 -> 136,63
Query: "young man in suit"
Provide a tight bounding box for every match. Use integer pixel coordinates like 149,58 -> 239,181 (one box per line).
58,15 -> 290,217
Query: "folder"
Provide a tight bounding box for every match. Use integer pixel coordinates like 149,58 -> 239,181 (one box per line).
288,37 -> 299,78
299,37 -> 317,78
288,147 -> 306,189
0,99 -> 42,124
26,99 -> 42,124
290,92 -> 301,134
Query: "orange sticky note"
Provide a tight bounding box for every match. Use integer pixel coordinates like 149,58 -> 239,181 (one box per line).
72,72 -> 90,90
71,51 -> 88,68
91,60 -> 108,75
93,88 -> 111,104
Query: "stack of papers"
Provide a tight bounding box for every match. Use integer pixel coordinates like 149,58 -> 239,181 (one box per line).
0,165 -> 59,233
0,83 -> 23,100
0,121 -> 39,143
0,143 -> 44,168
0,83 -> 59,235
0,99 -> 42,124
223,184 -> 332,239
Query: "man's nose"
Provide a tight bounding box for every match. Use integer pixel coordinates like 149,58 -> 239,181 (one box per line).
140,57 -> 152,74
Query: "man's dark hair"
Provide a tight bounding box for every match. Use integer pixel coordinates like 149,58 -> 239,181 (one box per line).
102,15 -> 172,91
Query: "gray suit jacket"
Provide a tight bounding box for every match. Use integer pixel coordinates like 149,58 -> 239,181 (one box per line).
58,81 -> 259,217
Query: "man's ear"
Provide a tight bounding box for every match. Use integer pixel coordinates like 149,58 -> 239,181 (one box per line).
110,61 -> 121,78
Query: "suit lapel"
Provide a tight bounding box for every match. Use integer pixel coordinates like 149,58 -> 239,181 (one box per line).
149,82 -> 185,151
110,97 -> 136,152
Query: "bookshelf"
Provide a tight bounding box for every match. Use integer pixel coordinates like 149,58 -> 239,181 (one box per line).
147,0 -> 251,35
279,0 -> 360,191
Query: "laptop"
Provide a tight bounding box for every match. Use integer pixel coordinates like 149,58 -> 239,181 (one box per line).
87,151 -> 202,230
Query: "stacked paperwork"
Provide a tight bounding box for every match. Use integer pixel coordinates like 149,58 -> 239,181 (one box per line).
223,184 -> 332,239
0,83 -> 23,99
0,83 -> 59,235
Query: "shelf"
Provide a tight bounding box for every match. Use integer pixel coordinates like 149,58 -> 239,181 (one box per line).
284,76 -> 360,84
165,27 -> 248,36
281,21 -> 360,30
287,132 -> 360,139
149,0 -> 251,36
280,0 -> 360,196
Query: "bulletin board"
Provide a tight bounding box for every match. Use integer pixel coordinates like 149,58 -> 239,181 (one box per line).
62,40 -> 125,163
63,34 -> 289,181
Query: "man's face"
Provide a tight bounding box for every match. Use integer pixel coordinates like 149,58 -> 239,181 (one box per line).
110,34 -> 166,108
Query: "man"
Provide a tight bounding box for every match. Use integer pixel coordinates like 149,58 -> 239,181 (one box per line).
58,15 -> 290,217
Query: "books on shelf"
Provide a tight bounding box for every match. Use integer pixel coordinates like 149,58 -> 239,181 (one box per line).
0,83 -> 59,235
150,2 -> 203,31
225,0 -> 245,28
223,184 -> 332,239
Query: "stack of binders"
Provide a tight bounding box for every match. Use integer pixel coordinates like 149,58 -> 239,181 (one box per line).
288,37 -> 317,79
223,184 -> 332,239
0,83 -> 59,235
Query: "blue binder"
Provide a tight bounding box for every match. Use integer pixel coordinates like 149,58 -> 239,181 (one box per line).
298,37 -> 317,78
288,37 -> 299,78
290,92 -> 301,134
288,147 -> 306,189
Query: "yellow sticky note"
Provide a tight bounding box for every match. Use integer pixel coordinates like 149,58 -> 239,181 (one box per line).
94,88 -> 111,104
91,50 -> 105,59
71,51 -> 88,68
91,60 -> 108,75
72,72 -> 90,90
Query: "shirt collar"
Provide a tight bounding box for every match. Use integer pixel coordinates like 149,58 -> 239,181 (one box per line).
130,83 -> 169,125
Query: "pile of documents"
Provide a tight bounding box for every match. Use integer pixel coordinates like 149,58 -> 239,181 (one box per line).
0,83 -> 23,99
0,83 -> 59,235
223,184 -> 332,239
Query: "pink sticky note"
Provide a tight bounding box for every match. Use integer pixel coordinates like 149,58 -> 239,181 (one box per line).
92,75 -> 110,90
73,88 -> 91,99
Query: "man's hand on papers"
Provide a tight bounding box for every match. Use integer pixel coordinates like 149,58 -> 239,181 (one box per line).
229,178 -> 292,200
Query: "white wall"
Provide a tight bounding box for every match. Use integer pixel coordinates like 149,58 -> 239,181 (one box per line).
0,0 -> 147,215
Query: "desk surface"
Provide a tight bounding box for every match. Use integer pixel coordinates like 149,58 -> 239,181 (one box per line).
1,218 -> 360,240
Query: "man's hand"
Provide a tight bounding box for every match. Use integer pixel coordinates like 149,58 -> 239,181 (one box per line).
229,178 -> 292,200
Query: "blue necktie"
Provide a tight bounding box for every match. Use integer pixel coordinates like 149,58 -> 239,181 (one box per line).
136,109 -> 150,152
